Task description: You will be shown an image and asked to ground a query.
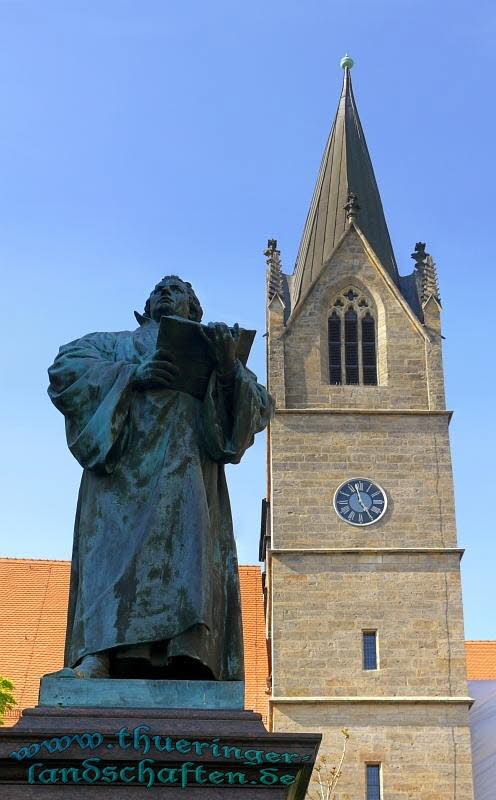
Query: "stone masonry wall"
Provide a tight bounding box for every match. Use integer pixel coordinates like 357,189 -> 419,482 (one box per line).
270,412 -> 457,550
272,704 -> 474,800
270,553 -> 468,698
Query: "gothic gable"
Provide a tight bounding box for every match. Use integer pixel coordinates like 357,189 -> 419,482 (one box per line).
281,225 -> 432,410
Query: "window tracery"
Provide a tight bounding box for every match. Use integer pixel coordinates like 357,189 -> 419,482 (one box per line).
327,288 -> 378,385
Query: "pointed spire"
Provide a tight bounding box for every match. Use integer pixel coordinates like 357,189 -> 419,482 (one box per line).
291,57 -> 399,310
264,239 -> 283,301
411,242 -> 441,306
422,255 -> 440,305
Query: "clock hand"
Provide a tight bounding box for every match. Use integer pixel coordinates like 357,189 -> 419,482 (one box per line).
354,483 -> 367,510
355,483 -> 373,520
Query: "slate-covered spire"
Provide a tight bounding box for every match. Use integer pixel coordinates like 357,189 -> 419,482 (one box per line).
291,56 -> 399,310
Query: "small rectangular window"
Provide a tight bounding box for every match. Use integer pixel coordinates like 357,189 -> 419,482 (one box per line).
366,764 -> 381,800
363,631 -> 377,670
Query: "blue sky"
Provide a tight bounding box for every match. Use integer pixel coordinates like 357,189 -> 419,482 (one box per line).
0,0 -> 494,639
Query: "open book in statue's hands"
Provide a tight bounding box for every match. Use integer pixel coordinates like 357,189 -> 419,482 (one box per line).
157,315 -> 255,400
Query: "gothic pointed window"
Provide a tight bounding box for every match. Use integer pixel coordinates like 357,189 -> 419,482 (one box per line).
328,312 -> 342,385
362,313 -> 377,385
327,289 -> 378,386
345,307 -> 359,384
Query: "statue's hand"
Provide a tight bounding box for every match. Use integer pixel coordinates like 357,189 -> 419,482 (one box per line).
202,322 -> 240,376
133,348 -> 179,390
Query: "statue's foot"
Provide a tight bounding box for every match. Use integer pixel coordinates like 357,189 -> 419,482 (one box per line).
73,652 -> 110,679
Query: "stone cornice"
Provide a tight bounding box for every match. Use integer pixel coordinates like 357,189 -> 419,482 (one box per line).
270,696 -> 473,706
269,548 -> 464,558
275,408 -> 453,419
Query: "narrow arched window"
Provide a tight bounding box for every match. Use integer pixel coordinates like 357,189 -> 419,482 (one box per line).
327,289 -> 378,386
328,311 -> 342,384
362,312 -> 377,385
345,307 -> 359,384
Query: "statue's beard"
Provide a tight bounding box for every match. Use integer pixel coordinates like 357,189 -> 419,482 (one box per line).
156,300 -> 176,316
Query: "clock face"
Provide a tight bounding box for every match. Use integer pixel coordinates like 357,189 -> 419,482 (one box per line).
333,478 -> 387,526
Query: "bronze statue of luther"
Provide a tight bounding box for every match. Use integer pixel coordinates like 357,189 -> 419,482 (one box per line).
48,276 -> 270,680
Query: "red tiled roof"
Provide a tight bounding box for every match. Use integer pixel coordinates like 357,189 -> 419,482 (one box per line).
0,558 -> 69,724
0,558 -> 268,725
466,641 -> 496,681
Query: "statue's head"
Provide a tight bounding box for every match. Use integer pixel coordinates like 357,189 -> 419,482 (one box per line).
144,276 -> 203,323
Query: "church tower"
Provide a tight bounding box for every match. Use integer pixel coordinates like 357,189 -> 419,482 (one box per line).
262,57 -> 474,799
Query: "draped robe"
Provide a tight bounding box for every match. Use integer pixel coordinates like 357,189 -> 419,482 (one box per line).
48,317 -> 270,680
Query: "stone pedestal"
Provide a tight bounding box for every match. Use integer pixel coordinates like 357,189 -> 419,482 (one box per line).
39,672 -> 244,711
0,706 -> 321,798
